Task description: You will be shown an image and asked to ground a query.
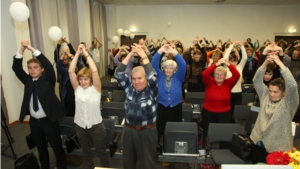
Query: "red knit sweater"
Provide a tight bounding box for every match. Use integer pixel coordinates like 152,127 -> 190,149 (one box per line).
202,64 -> 240,113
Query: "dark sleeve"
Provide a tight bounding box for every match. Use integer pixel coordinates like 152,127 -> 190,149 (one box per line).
54,44 -> 61,63
37,53 -> 56,87
115,63 -> 127,72
12,56 -> 28,85
68,43 -> 76,55
200,47 -> 207,67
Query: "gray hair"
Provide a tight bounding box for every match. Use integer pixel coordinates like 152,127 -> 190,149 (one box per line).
162,60 -> 177,70
131,66 -> 145,75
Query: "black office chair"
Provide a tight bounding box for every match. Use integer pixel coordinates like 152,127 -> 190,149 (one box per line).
102,119 -> 115,149
182,103 -> 193,122
102,82 -> 119,92
241,93 -> 254,105
59,117 -> 80,153
102,101 -> 124,110
101,107 -> 124,125
185,92 -> 205,110
207,123 -> 247,164
112,90 -> 125,102
164,122 -> 198,154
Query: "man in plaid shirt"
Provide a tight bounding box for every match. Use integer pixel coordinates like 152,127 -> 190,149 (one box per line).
115,44 -> 158,169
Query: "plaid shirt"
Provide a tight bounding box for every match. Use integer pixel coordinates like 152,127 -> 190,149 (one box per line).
115,63 -> 158,126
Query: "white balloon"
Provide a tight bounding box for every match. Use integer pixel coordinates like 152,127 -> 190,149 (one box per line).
130,34 -> 135,39
9,2 -> 30,22
112,36 -> 119,44
124,30 -> 130,37
48,26 -> 62,41
117,28 -> 123,36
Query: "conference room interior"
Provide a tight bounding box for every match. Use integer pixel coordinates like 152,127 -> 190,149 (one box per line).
1,0 -> 300,168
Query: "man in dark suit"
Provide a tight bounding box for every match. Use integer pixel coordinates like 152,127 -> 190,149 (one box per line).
12,40 -> 67,169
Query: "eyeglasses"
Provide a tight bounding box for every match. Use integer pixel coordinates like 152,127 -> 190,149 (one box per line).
214,74 -> 225,77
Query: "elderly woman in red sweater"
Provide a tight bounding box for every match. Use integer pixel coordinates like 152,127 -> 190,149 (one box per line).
201,58 -> 240,140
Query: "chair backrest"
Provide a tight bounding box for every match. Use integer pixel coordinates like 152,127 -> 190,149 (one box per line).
207,123 -> 241,143
59,117 -> 76,137
102,82 -> 119,92
182,103 -> 193,122
101,107 -> 124,125
102,101 -> 124,109
101,90 -> 109,101
185,92 -> 205,109
164,122 -> 198,154
102,119 -> 115,148
112,90 -> 125,102
241,93 -> 254,105
294,126 -> 300,139
234,105 -> 252,120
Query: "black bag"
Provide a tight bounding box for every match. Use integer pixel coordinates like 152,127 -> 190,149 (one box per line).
14,153 -> 40,169
26,134 -> 36,150
65,135 -> 80,153
229,133 -> 253,160
109,133 -> 121,157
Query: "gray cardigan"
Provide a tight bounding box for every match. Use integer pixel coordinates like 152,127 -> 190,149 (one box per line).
250,66 -> 299,153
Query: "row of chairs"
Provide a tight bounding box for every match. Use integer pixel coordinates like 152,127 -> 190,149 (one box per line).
185,92 -> 254,108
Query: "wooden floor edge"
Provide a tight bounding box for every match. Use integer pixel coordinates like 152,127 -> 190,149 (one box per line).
9,120 -> 29,126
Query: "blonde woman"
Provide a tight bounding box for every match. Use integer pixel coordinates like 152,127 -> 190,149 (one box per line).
69,44 -> 109,168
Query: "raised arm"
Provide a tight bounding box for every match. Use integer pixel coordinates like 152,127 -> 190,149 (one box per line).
237,45 -> 247,69
12,40 -> 28,84
24,41 -> 56,86
82,46 -> 101,93
253,57 -> 272,100
68,45 -> 82,90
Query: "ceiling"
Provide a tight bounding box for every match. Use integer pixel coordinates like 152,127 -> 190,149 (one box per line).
96,0 -> 300,5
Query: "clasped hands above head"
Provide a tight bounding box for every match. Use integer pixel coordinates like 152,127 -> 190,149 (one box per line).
158,43 -> 178,55
76,44 -> 88,56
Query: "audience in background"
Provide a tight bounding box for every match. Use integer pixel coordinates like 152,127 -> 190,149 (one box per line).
69,44 -> 109,168
186,49 -> 206,92
223,41 -> 247,121
56,47 -> 83,117
90,37 -> 104,78
243,48 -> 258,84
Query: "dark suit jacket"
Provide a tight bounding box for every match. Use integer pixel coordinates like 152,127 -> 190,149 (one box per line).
12,53 -> 66,122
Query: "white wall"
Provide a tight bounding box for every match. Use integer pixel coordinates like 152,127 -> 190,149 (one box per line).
108,4 -> 300,48
1,0 -> 31,123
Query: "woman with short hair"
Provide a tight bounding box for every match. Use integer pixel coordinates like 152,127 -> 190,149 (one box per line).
201,57 -> 240,139
250,45 -> 299,164
151,44 -> 186,144
69,44 -> 109,168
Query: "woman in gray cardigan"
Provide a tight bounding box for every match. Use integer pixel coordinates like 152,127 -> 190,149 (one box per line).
250,43 -> 299,164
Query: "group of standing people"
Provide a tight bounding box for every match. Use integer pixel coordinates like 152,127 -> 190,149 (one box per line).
11,35 -> 300,169
13,40 -> 108,169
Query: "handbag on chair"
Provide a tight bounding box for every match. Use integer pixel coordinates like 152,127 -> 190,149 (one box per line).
229,133 -> 253,160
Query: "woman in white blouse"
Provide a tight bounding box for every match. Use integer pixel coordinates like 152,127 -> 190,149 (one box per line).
69,44 -> 109,168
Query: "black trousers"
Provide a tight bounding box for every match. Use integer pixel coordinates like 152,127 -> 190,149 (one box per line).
202,107 -> 232,138
251,143 -> 268,164
230,92 -> 242,122
157,103 -> 182,137
30,117 -> 66,169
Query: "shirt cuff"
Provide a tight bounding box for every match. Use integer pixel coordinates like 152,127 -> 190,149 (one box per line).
33,50 -> 41,57
15,51 -> 23,59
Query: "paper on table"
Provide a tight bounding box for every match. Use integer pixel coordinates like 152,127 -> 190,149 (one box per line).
292,122 -> 296,136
